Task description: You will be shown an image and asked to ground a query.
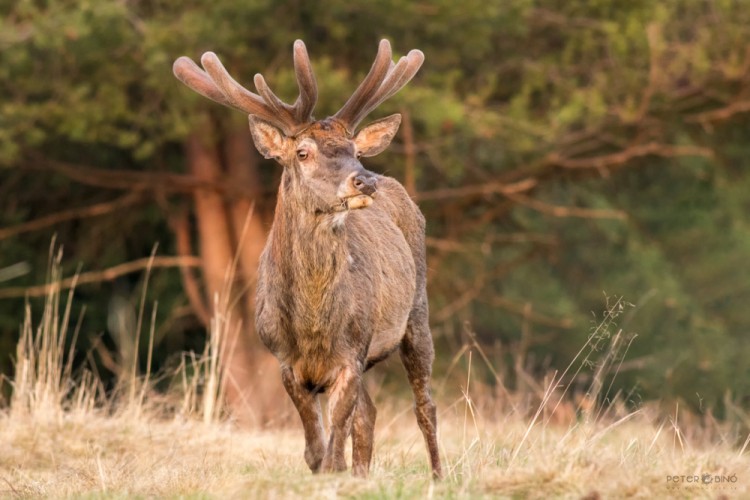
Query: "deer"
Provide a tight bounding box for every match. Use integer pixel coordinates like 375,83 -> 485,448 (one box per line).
173,39 -> 442,479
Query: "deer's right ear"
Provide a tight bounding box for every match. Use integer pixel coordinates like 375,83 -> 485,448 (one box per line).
248,115 -> 288,160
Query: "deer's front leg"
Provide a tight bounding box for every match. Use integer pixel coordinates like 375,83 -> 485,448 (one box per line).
351,384 -> 376,477
281,367 -> 326,473
321,365 -> 360,473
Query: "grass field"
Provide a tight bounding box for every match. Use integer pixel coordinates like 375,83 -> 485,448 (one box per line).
1,282 -> 748,498
3,395 -> 748,498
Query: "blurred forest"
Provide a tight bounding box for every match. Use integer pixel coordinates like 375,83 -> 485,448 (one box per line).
2,0 -> 750,420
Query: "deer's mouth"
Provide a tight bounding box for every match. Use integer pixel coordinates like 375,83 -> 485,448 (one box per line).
342,193 -> 374,210
332,193 -> 375,212
336,172 -> 378,211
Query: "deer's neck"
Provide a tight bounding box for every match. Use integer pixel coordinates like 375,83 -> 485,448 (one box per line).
270,183 -> 350,291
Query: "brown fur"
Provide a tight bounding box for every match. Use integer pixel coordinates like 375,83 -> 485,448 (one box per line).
174,39 -> 439,479
254,119 -> 442,478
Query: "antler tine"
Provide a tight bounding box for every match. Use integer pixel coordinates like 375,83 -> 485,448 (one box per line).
175,46 -> 316,136
253,73 -> 297,128
175,40 -> 419,137
347,49 -> 425,131
199,52 -> 285,126
292,40 -> 318,122
173,56 -> 237,109
374,50 -> 424,104
334,39 -> 393,133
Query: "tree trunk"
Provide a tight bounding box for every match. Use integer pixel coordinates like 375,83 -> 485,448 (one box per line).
181,115 -> 293,426
185,116 -> 257,424
223,118 -> 291,424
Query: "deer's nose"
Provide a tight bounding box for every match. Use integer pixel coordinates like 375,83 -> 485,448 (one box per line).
353,174 -> 378,196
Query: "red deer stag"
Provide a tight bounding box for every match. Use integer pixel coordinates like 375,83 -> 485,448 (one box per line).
173,39 -> 441,479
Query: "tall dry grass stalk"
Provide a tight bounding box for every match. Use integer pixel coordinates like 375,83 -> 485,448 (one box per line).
1,255 -> 748,497
5,245 -> 231,426
9,247 -> 102,421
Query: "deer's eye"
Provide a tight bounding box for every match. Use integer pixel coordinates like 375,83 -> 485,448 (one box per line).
356,151 -> 362,159
296,149 -> 309,161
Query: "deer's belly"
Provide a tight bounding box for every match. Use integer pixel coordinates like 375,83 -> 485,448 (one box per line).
361,235 -> 416,366
365,316 -> 409,366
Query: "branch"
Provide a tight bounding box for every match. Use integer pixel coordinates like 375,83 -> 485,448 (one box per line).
432,249 -> 541,323
490,232 -> 558,245
400,107 -> 417,196
424,237 -> 480,253
414,177 -> 537,202
485,296 -> 573,329
550,142 -> 713,170
24,157 -> 269,200
433,274 -> 485,323
170,211 -> 211,326
503,191 -> 628,220
0,256 -> 201,299
529,7 -> 609,31
631,23 -> 662,123
0,192 -> 144,241
425,231 -> 558,254
686,100 -> 750,124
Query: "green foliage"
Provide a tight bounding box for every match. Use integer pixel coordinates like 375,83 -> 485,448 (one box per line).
1,0 -> 750,413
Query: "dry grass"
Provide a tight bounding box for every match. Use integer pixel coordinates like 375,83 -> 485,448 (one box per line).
2,398 -> 747,498
1,264 -> 748,498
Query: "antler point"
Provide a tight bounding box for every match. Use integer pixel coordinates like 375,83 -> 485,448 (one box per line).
172,56 -> 194,74
200,51 -> 220,68
409,49 -> 425,60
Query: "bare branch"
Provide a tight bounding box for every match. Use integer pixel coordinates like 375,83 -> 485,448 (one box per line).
503,191 -> 628,220
529,7 -> 609,31
551,142 -> 713,170
432,249 -> 540,323
624,23 -> 663,124
433,274 -> 485,323
400,108 -> 416,196
686,100 -> 750,123
170,212 -> 211,326
485,296 -> 573,329
414,177 -> 537,202
0,256 -> 201,299
23,157 -> 270,199
0,192 -> 144,241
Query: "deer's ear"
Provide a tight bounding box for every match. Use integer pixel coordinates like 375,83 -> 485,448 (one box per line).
353,114 -> 402,158
248,115 -> 288,160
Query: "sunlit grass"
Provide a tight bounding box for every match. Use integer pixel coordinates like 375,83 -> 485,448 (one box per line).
2,398 -> 747,498
1,263 -> 748,498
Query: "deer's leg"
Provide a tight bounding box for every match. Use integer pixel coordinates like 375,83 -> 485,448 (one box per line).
281,367 -> 326,473
400,306 -> 443,479
351,384 -> 377,477
321,365 -> 359,473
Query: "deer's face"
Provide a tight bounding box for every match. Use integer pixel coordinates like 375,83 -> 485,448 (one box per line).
249,114 -> 402,215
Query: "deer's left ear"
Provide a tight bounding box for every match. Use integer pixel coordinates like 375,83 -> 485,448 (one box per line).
353,114 -> 402,158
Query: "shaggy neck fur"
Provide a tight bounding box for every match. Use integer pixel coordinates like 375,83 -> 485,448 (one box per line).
269,170 -> 353,344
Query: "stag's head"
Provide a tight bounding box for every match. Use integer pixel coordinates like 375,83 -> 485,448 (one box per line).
173,40 -> 423,215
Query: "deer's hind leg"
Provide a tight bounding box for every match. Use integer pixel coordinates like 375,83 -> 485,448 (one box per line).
399,297 -> 443,479
281,367 -> 326,473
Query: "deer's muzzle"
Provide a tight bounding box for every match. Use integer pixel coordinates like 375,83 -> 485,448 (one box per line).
337,172 -> 378,210
353,174 -> 378,196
